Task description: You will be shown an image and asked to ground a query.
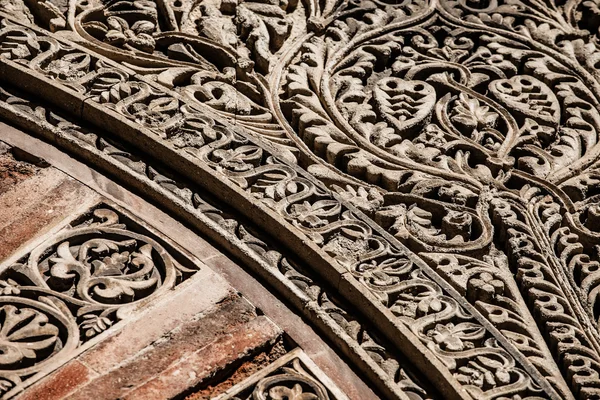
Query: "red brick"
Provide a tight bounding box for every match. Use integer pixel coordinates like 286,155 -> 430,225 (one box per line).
124,316 -> 281,400
0,167 -> 98,261
0,151 -> 38,195
16,361 -> 96,400
78,268 -> 234,373
67,297 -> 265,400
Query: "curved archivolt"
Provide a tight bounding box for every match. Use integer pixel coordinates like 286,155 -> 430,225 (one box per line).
2,0 -> 600,399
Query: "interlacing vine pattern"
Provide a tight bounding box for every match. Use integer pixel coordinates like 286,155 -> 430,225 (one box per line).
2,0 -> 600,398
224,356 -> 332,399
0,207 -> 197,398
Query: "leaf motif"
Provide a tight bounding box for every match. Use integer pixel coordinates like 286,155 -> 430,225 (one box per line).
106,16 -> 128,32
373,78 -> 436,137
80,314 -> 113,338
131,20 -> 154,34
489,75 -> 560,126
451,93 -> 499,132
0,305 -> 59,367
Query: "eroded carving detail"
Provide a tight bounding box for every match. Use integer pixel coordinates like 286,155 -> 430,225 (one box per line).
0,204 -> 198,397
4,0 -> 600,398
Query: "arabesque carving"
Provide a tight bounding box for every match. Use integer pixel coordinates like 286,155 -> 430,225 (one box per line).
3,0 -> 600,399
0,205 -> 199,398
215,349 -> 349,399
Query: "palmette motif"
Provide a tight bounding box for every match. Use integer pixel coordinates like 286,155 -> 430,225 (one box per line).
2,0 -> 600,399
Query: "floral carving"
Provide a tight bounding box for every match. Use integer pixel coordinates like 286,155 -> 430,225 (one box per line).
427,322 -> 484,352
0,206 -> 197,396
33,217 -> 175,304
0,305 -> 59,368
104,17 -> 156,53
5,0 -> 600,398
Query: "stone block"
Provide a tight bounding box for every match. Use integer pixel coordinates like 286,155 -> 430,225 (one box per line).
123,316 -> 281,400
78,267 -> 234,373
67,296 -> 280,400
0,152 -> 98,262
16,361 -> 97,400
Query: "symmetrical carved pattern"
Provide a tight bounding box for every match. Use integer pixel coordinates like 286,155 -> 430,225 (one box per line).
215,350 -> 348,399
0,205 -> 198,397
4,0 -> 600,398
0,84 -> 436,400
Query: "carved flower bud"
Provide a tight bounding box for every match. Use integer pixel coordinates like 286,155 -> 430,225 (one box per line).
467,272 -> 504,303
442,211 -> 472,242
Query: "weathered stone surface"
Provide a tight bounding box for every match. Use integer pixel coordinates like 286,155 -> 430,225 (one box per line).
0,132 -> 366,399
15,361 -> 96,400
6,0 -> 600,399
187,341 -> 288,399
0,157 -> 296,400
76,267 -> 235,373
0,144 -> 99,262
122,316 -> 281,400
0,144 -> 37,195
211,349 -> 350,400
66,299 -> 281,400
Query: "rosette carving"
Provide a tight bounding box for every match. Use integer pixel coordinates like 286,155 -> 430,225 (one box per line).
0,297 -> 79,397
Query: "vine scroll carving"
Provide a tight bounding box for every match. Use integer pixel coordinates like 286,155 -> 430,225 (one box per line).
0,205 -> 200,398
2,0 -> 600,399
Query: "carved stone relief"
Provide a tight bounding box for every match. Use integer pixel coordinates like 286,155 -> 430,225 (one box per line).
0,84 -> 434,400
215,349 -> 349,400
2,0 -> 600,399
0,202 -> 201,397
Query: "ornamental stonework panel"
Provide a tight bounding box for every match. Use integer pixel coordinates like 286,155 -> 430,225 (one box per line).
0,141 -> 358,399
0,203 -> 197,396
2,0 -> 600,399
